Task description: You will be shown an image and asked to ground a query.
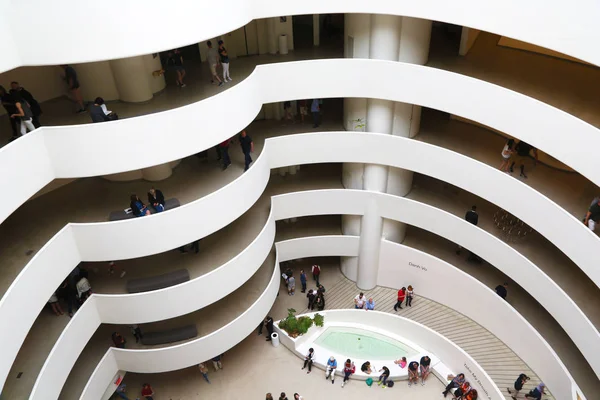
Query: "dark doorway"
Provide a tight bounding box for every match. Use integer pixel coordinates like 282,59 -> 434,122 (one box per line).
429,21 -> 462,57
293,15 -> 314,50
319,14 -> 344,50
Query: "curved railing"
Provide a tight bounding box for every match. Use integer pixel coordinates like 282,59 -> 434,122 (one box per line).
3,60 -> 600,226
4,133 -> 599,396
1,0 -> 598,73
77,236 -> 581,400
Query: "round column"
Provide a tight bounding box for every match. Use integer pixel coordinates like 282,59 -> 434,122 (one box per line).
75,61 -> 119,102
356,200 -> 382,290
142,162 -> 173,181
110,56 -> 153,103
268,18 -> 278,55
341,214 -> 361,281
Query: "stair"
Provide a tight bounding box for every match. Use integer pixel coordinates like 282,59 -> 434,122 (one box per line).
301,276 -> 554,400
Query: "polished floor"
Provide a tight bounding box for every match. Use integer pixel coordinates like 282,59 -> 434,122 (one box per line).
1,35 -> 600,399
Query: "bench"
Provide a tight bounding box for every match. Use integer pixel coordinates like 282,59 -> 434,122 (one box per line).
126,269 -> 190,293
108,198 -> 181,221
141,324 -> 198,346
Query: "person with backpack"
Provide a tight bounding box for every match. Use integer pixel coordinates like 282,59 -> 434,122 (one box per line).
325,356 -> 337,383
507,373 -> 529,399
311,264 -> 321,285
341,359 -> 355,387
377,366 -> 390,387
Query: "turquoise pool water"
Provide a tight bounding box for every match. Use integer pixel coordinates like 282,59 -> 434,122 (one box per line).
314,326 -> 417,360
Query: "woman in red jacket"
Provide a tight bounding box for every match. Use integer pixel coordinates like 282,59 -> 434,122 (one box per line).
341,359 -> 355,388
394,287 -> 407,311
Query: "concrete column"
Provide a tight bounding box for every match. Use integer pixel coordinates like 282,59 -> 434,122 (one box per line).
341,214 -> 361,281
398,17 -> 432,137
268,18 -> 278,54
110,56 -> 153,103
313,14 -> 320,46
143,54 -> 166,95
75,61 -> 119,102
142,162 -> 173,181
356,200 -> 382,289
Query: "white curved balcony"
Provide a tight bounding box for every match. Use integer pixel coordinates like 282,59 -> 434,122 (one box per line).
3,132 -> 599,397
3,60 -> 600,227
74,236 -> 580,400
1,0 -> 598,73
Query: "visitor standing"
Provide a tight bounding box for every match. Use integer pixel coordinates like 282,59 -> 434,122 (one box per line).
219,138 -> 231,170
507,373 -> 529,400
365,297 -> 375,311
10,81 -> 42,127
499,138 -> 515,172
130,325 -> 143,343
10,93 -> 36,135
218,40 -> 232,82
198,363 -> 210,383
283,101 -> 293,122
47,292 -> 64,316
341,359 -> 355,387
442,373 -> 465,397
76,270 -> 92,302
167,50 -> 186,87
112,332 -> 126,348
311,99 -> 320,128
311,264 -> 321,285
419,355 -> 431,385
239,130 -> 254,171
394,287 -> 406,311
510,140 -> 538,179
495,283 -> 508,300
378,366 -> 390,387
354,292 -> 366,309
61,65 -> 86,113
583,197 -> 600,231
407,360 -> 419,387
0,86 -> 19,139
265,316 -> 274,341
298,99 -> 307,123
315,291 -> 325,311
206,41 -> 224,86
325,356 -> 337,383
456,206 -> 478,255
406,285 -> 414,307
302,347 -> 315,373
287,275 -> 296,295
300,270 -> 307,293
307,289 -> 316,310
212,354 -> 224,370
141,383 -> 155,400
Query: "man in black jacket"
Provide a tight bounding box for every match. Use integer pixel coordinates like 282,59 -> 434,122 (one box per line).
147,187 -> 165,212
456,205 -> 479,258
10,81 -> 42,127
0,86 -> 19,139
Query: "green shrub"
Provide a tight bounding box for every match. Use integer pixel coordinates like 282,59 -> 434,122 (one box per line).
313,313 -> 325,327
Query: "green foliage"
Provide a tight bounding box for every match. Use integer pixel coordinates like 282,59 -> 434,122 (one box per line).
313,313 -> 325,327
278,309 -> 325,338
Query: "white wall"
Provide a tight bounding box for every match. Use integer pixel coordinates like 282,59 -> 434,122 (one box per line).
1,0 -> 599,72
276,235 -> 360,262
376,241 -> 579,400
4,132 -> 599,396
4,60 -> 600,228
277,310 -> 504,400
78,262 -> 281,400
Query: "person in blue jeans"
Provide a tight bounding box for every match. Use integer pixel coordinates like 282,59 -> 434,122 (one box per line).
115,383 -> 129,399
220,139 -> 231,170
378,366 -> 390,386
311,99 -> 320,128
300,270 -> 307,293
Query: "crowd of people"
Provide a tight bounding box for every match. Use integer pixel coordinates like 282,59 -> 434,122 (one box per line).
0,82 -> 41,139
266,393 -> 303,400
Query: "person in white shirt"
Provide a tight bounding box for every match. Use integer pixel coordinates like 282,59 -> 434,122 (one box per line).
293,394 -> 304,400
499,138 -> 514,172
206,41 -> 223,86
76,270 -> 92,303
302,348 -> 315,373
354,292 -> 366,309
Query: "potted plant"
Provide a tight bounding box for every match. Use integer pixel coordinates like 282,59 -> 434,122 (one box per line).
278,309 -> 325,338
